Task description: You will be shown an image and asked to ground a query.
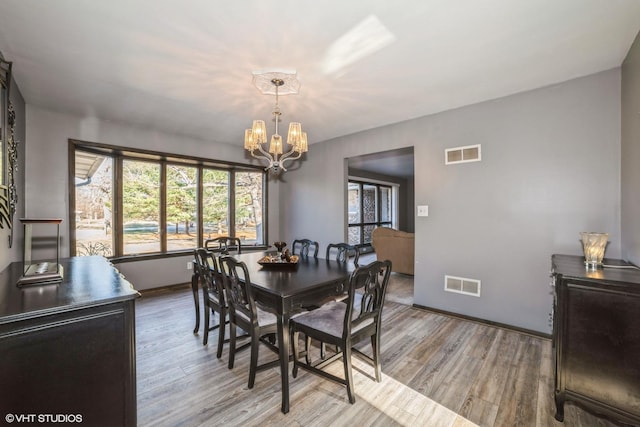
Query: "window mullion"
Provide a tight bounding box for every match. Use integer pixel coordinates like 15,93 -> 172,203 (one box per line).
160,162 -> 167,253
229,170 -> 235,238
114,157 -> 123,257
359,182 -> 364,245
376,184 -> 380,224
197,166 -> 203,248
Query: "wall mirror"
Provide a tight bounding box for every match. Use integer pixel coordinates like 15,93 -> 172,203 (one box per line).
1,54 -> 16,247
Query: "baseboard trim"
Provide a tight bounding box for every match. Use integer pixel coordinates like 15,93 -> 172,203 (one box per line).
411,303 -> 551,340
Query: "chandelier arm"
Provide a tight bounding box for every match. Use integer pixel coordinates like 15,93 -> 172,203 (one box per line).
253,143 -> 275,162
279,149 -> 303,168
249,147 -> 277,172
278,147 -> 299,162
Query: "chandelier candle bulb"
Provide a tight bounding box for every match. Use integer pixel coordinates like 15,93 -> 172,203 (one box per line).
270,135 -> 283,155
287,122 -> 302,145
296,132 -> 308,152
251,120 -> 267,144
244,129 -> 257,150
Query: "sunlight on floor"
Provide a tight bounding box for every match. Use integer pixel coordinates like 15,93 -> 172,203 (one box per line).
354,361 -> 479,426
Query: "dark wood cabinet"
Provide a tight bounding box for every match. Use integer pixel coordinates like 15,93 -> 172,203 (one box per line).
0,256 -> 140,427
551,254 -> 640,425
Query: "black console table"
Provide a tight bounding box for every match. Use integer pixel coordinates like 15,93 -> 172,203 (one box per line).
551,254 -> 640,425
0,256 -> 140,427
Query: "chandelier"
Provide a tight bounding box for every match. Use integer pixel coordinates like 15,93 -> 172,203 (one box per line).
243,71 -> 308,173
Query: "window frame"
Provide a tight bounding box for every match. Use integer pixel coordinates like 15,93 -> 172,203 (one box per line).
69,139 -> 269,261
347,179 -> 394,245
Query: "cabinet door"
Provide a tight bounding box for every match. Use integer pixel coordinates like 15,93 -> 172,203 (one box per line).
564,281 -> 640,416
0,304 -> 136,427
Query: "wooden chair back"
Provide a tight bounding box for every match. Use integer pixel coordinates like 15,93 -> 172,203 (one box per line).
292,238 -> 319,258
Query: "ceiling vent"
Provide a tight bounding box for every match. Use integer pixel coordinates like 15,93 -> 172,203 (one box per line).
444,275 -> 481,297
445,144 -> 481,165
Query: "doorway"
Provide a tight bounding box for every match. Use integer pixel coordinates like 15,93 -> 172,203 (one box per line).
346,147 -> 415,306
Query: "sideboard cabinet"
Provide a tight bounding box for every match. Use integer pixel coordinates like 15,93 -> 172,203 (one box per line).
0,256 -> 140,427
551,254 -> 640,425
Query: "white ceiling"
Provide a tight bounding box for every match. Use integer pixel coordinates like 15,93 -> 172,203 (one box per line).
0,0 -> 639,154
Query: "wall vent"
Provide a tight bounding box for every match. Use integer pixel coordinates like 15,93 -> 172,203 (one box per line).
444,275 -> 481,297
445,144 -> 481,165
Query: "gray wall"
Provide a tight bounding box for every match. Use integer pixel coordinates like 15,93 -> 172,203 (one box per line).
23,106 -> 282,290
0,61 -> 25,270
281,69 -> 621,334
622,31 -> 640,266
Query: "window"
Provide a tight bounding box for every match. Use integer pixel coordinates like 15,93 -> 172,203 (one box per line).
234,171 -> 264,245
202,168 -> 230,239
122,159 -> 161,255
348,180 -> 395,245
74,153 -> 113,257
70,140 -> 267,258
166,164 -> 198,251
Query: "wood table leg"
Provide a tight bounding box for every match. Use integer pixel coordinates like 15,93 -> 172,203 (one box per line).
554,391 -> 565,422
277,314 -> 290,414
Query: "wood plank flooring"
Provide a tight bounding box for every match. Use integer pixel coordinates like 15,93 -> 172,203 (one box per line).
136,279 -> 623,427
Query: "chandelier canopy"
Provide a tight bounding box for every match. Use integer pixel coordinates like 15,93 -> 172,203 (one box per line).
244,71 -> 308,174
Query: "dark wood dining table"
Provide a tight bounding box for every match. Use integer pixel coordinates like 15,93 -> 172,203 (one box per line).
238,251 -> 356,413
191,250 -> 355,413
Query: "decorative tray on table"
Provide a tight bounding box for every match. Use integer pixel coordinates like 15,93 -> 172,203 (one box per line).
258,253 -> 299,268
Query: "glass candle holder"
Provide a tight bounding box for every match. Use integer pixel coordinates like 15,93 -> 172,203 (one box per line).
580,232 -> 608,269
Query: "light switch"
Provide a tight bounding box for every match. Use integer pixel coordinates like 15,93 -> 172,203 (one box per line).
417,205 -> 429,217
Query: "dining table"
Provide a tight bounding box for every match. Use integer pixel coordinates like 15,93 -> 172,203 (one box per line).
191,250 -> 355,413
238,251 -> 357,413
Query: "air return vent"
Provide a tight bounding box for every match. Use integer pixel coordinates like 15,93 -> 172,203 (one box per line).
444,275 -> 481,297
445,144 -> 481,165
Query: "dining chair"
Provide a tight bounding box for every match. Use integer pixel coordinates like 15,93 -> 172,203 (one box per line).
221,256 -> 280,389
312,242 -> 364,360
290,259 -> 392,404
325,242 -> 361,266
292,238 -> 319,258
190,241 -> 233,334
205,236 -> 242,254
193,248 -> 228,357
326,243 -> 370,308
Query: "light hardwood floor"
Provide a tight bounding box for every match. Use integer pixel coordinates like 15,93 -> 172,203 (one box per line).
136,279 -> 622,427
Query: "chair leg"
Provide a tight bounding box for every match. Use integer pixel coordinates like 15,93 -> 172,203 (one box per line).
248,328 -> 259,389
305,335 -> 312,365
191,273 -> 200,334
203,305 -> 211,346
292,331 -> 300,378
343,345 -> 356,404
228,317 -> 236,369
371,333 -> 381,382
216,308 -> 226,359
320,342 -> 326,359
